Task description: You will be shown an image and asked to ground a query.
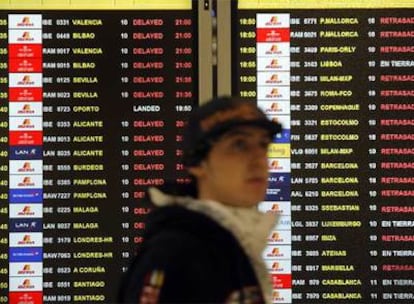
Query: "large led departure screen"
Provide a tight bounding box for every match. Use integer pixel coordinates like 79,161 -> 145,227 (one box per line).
0,0 -> 198,302
232,0 -> 413,303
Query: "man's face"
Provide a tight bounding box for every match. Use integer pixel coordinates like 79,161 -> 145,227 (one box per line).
189,125 -> 271,207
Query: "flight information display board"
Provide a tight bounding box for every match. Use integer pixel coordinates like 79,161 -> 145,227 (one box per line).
0,0 -> 198,302
232,0 -> 413,303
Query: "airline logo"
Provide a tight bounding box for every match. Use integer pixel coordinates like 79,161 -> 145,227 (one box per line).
10,232 -> 42,247
257,42 -> 290,56
9,58 -> 42,73
10,116 -> 42,131
265,247 -> 282,257
273,128 -> 290,144
19,176 -> 35,187
266,88 -> 282,98
272,216 -> 291,230
268,172 -> 290,185
257,57 -> 290,71
258,29 -> 290,42
266,16 -> 281,26
8,44 -> 42,59
18,161 -> 35,173
265,260 -> 291,273
9,188 -> 43,203
9,276 -> 42,291
10,102 -> 42,116
263,245 -> 291,259
267,143 -> 290,158
267,158 -> 290,172
267,173 -> 290,200
9,15 -> 42,28
266,59 -> 281,69
9,219 -> 42,232
19,278 -> 35,289
268,229 -> 291,243
258,86 -> 290,100
20,75 -> 34,85
267,228 -> 292,244
10,175 -> 42,189
8,29 -> 42,44
8,292 -> 43,303
9,73 -> 42,88
18,16 -> 34,26
9,204 -> 42,218
9,247 -> 43,262
21,31 -> 34,41
9,43 -> 42,59
272,290 -> 282,302
271,274 -> 292,289
10,160 -> 42,174
268,232 -> 282,242
257,14 -> 290,28
10,146 -> 42,160
9,262 -> 42,276
9,131 -> 43,145
267,74 -> 280,83
268,44 -> 279,53
258,201 -> 291,215
257,71 -> 290,86
271,289 -> 292,303
265,186 -> 290,201
257,101 -> 290,115
9,87 -> 43,101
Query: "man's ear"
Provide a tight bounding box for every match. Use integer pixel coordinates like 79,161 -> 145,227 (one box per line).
187,163 -> 206,179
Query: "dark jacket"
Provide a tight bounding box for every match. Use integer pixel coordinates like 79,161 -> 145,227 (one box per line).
119,187 -> 273,303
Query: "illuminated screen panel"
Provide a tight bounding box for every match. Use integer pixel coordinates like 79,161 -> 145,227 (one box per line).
232,0 -> 414,303
0,0 -> 198,302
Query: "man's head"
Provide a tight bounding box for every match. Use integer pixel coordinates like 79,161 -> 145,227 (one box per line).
182,96 -> 282,207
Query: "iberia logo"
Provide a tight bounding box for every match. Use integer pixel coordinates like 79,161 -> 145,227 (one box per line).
272,290 -> 284,301
268,160 -> 283,170
267,247 -> 282,257
265,59 -> 281,69
18,177 -> 35,187
18,206 -> 35,216
266,88 -> 282,98
264,102 -> 282,113
272,262 -> 281,270
18,162 -> 35,173
268,203 -> 284,214
269,232 -> 279,242
18,118 -> 35,129
18,264 -> 35,275
266,74 -> 282,84
269,160 -> 279,169
18,16 -> 34,26
265,16 -> 281,26
268,74 -> 278,82
18,31 -> 34,41
18,234 -> 35,245
18,75 -> 35,86
266,44 -> 282,54
18,279 -> 34,289
18,104 -> 35,114
269,232 -> 281,242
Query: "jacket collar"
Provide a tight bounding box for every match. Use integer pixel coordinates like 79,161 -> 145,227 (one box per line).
148,187 -> 277,304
